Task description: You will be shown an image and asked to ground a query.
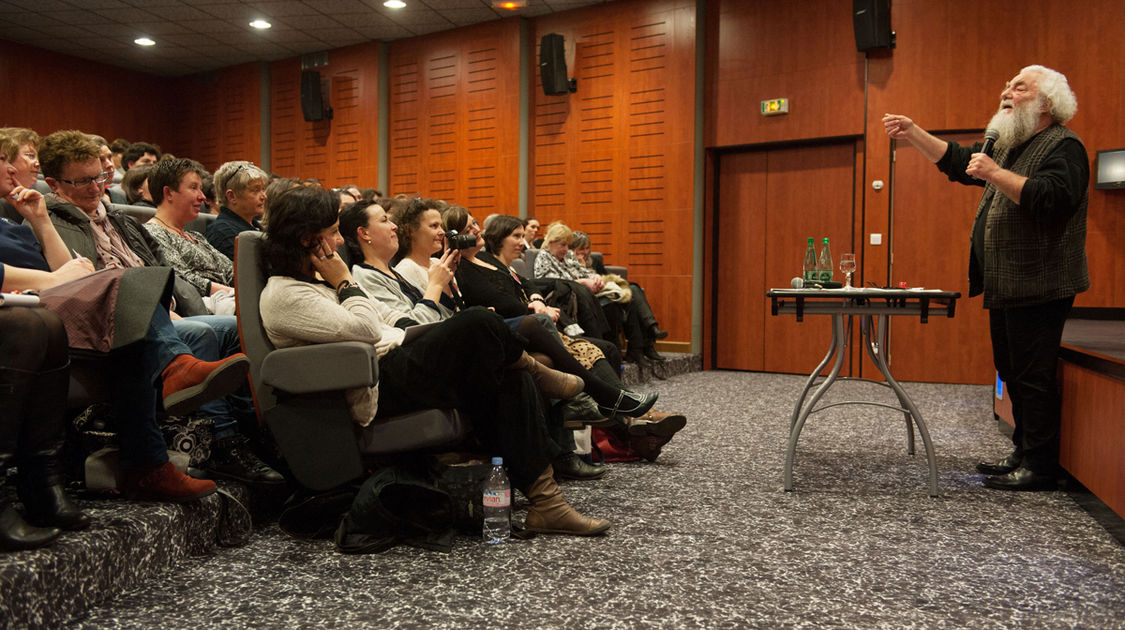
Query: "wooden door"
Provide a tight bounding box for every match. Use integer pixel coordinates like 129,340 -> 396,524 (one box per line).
886,134 -> 994,384
713,142 -> 857,374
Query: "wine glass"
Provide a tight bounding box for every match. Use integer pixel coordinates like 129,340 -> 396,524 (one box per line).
839,253 -> 856,288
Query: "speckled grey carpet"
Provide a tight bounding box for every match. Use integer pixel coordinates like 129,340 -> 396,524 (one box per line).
67,371 -> 1125,629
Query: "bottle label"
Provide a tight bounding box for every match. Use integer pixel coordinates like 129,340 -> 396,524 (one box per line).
483,489 -> 510,508
819,269 -> 832,283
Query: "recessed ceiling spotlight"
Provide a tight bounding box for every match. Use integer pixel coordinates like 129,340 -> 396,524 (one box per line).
384,0 -> 406,8
134,37 -> 155,46
250,19 -> 272,30
492,0 -> 527,8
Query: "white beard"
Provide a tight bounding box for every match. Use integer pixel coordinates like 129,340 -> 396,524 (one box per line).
987,100 -> 1040,149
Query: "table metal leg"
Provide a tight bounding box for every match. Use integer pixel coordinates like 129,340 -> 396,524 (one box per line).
862,315 -> 915,455
865,314 -> 940,497
789,315 -> 842,433
785,313 -> 847,492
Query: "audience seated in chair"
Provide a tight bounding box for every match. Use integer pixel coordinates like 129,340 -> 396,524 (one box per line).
36,130 -> 281,485
143,159 -> 234,304
453,212 -> 686,462
536,221 -> 663,364
121,141 -> 161,171
206,160 -> 267,260
256,186 -> 610,536
1,144 -> 250,509
572,230 -> 668,362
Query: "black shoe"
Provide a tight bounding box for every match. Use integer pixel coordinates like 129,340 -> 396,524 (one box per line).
204,437 -> 286,485
650,327 -> 669,340
553,453 -> 606,481
643,347 -> 666,362
597,390 -> 658,418
18,482 -> 91,531
982,465 -> 1059,491
0,504 -> 60,551
975,451 -> 1023,476
624,350 -> 646,365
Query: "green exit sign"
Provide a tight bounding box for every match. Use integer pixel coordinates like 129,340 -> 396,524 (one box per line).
761,98 -> 789,116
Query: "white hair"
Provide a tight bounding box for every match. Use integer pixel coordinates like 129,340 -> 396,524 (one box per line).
213,160 -> 269,199
1022,65 -> 1078,124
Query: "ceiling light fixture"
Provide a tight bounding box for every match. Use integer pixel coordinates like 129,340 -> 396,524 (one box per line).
249,19 -> 272,30
384,0 -> 406,8
492,0 -> 527,8
134,37 -> 155,46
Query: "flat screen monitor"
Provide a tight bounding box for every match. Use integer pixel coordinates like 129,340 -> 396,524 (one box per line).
1095,148 -> 1125,190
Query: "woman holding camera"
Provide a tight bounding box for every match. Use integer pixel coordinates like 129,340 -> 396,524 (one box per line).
390,198 -> 458,308
342,200 -> 658,420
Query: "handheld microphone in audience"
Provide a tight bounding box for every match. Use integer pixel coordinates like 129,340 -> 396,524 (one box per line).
980,128 -> 1000,157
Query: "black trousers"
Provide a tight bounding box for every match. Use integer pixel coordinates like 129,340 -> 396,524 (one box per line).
988,296 -> 1074,473
375,307 -> 559,491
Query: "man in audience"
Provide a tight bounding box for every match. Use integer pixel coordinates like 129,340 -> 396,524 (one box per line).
109,138 -> 130,173
206,160 -> 268,259
523,216 -> 541,250
38,130 -> 283,485
121,141 -> 161,171
883,65 -> 1088,491
89,135 -> 127,204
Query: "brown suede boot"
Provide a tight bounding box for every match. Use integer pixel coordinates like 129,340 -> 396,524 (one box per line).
507,351 -> 583,399
524,465 -> 610,536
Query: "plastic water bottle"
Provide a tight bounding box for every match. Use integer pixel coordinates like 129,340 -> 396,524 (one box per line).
482,456 -> 510,544
817,237 -> 834,283
802,237 -> 818,283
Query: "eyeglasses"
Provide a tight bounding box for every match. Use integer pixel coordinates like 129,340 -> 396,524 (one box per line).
56,171 -> 111,188
21,152 -> 38,162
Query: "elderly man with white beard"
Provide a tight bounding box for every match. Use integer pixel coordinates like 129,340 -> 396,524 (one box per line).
882,65 -> 1089,491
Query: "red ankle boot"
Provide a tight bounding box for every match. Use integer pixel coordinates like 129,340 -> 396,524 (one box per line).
161,353 -> 249,416
119,462 -> 218,502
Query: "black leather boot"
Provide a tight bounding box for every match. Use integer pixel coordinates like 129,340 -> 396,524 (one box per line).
10,364 -> 91,531
0,372 -> 61,550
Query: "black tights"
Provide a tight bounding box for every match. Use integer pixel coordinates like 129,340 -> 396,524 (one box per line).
514,316 -> 624,407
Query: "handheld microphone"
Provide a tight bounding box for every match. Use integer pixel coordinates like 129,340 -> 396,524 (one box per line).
791,277 -> 806,289
980,128 -> 999,157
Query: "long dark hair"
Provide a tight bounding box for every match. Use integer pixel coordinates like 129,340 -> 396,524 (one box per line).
339,200 -> 380,262
261,186 -> 338,278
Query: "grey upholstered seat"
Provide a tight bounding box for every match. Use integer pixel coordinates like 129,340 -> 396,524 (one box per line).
233,231 -> 467,491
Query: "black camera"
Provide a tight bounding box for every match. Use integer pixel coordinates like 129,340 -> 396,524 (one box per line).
445,230 -> 477,250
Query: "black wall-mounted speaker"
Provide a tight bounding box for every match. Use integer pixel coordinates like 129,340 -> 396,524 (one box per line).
301,70 -> 332,121
539,33 -> 573,96
853,0 -> 894,51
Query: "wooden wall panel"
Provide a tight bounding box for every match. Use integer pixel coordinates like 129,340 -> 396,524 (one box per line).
166,63 -> 261,171
1059,362 -> 1125,519
1,39 -> 175,150
386,19 -> 521,210
705,0 -> 866,148
269,41 -> 380,188
531,0 -> 696,343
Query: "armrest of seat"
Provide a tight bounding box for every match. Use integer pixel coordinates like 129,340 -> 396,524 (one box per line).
261,341 -> 379,394
605,265 -> 627,280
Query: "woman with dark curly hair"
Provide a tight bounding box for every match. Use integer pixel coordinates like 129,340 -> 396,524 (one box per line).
259,187 -> 611,536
